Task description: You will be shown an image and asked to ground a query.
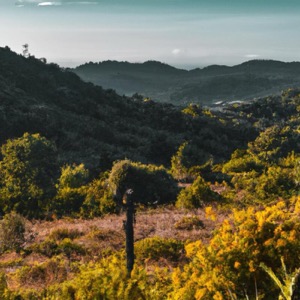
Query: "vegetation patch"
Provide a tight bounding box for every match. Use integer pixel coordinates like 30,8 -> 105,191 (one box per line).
48,228 -> 83,241
174,216 -> 204,231
135,237 -> 185,263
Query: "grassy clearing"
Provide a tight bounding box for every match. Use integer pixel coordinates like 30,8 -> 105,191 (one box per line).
0,206 -> 222,292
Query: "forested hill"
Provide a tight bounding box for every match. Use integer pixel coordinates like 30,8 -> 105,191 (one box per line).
0,46 -> 250,171
0,46 -> 299,173
73,59 -> 300,105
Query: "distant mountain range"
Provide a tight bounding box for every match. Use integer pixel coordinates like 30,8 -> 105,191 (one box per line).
72,59 -> 300,105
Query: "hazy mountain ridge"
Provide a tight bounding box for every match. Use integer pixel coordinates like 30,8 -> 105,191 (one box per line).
73,59 -> 300,104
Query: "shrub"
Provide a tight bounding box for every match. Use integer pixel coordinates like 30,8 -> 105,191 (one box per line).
29,239 -> 58,257
58,238 -> 85,259
0,272 -> 7,299
44,253 -> 172,300
57,164 -> 89,190
135,237 -> 184,263
14,257 -> 68,287
49,228 -> 83,241
0,212 -> 26,253
81,173 -> 116,218
176,176 -> 220,209
174,216 -> 204,230
30,237 -> 85,258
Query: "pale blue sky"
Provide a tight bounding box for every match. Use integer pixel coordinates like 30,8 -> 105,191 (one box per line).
1,0 -> 300,68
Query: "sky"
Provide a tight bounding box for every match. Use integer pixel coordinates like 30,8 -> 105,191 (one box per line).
1,0 -> 300,69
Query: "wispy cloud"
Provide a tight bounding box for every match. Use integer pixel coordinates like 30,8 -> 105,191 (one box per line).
38,2 -> 61,6
66,1 -> 98,4
16,0 -> 98,6
172,48 -> 181,55
171,48 -> 188,58
245,54 -> 260,59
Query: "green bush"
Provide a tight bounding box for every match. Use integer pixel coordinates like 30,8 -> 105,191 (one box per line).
174,216 -> 204,230
44,253 -> 172,300
0,212 -> 26,253
81,173 -> 116,218
135,237 -> 184,262
30,237 -> 85,258
14,257 -> 68,288
0,272 -> 8,299
29,238 -> 58,257
176,176 -> 220,209
49,228 -> 83,241
58,238 -> 85,259
54,164 -> 90,217
57,164 -> 89,190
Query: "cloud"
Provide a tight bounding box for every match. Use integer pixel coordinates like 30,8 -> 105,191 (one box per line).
245,54 -> 260,59
38,1 -> 61,6
172,48 -> 181,55
66,1 -> 98,4
16,0 -> 98,6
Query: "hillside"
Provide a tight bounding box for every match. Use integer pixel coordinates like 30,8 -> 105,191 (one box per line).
0,46 -> 256,171
72,59 -> 300,105
0,46 -> 299,175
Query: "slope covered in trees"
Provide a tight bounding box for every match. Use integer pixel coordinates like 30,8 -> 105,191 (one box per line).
0,46 -> 257,170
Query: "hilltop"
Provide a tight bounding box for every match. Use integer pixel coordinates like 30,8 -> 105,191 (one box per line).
73,59 -> 300,104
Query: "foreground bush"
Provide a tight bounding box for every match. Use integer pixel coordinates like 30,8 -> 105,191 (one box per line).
170,198 -> 300,299
45,254 -> 172,300
1,198 -> 300,299
0,212 -> 26,253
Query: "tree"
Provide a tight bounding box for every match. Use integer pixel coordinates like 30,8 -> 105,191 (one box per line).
82,172 -> 116,218
108,160 -> 177,207
0,133 -> 58,217
55,164 -> 89,216
248,125 -> 297,164
170,142 -> 189,181
176,175 -> 220,209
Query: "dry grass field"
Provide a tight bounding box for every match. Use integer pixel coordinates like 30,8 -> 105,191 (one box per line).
0,206 -> 225,291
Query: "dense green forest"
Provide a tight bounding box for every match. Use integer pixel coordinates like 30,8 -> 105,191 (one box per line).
0,47 -> 299,299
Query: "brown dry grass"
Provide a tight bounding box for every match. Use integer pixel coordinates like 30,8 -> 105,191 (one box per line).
134,206 -> 222,243
28,206 -> 223,247
0,206 -> 225,292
